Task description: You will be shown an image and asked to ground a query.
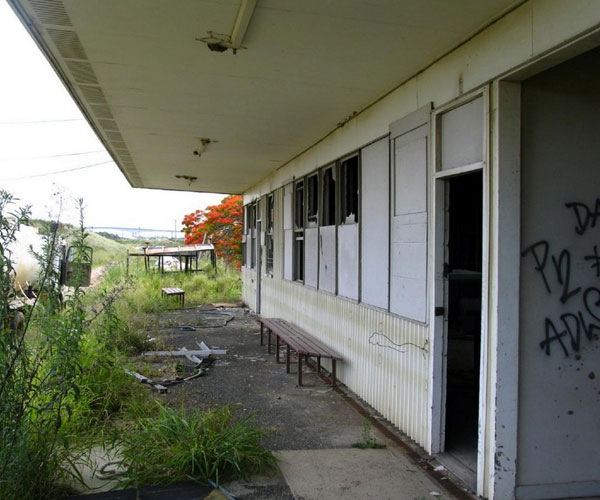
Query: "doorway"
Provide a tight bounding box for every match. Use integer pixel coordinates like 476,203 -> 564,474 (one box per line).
442,170 -> 483,473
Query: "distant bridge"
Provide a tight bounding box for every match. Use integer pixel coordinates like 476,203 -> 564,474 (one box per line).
87,226 -> 183,239
87,226 -> 176,233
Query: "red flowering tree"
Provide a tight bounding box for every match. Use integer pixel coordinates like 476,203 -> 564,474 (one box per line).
182,195 -> 243,269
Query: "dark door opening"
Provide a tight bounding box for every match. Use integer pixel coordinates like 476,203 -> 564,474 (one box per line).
443,170 -> 483,473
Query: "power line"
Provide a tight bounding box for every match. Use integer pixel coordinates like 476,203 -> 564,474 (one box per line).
0,160 -> 113,181
0,150 -> 107,161
0,118 -> 85,124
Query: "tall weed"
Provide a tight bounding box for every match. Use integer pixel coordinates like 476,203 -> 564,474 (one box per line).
119,403 -> 276,486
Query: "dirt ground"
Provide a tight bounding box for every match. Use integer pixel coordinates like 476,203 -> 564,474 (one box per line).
137,305 -> 385,500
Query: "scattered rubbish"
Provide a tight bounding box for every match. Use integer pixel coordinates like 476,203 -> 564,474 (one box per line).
433,465 -> 446,472
142,347 -> 227,357
181,346 -> 202,364
124,363 -> 212,393
207,479 -> 242,500
124,369 -> 170,393
196,308 -> 235,327
196,340 -> 227,355
211,302 -> 242,309
430,492 -> 441,497
178,325 -> 197,331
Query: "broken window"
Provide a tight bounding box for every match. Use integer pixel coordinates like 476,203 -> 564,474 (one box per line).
321,165 -> 336,226
242,205 -> 248,267
266,193 -> 274,276
293,179 -> 304,282
307,174 -> 319,228
249,202 -> 256,269
340,155 -> 359,225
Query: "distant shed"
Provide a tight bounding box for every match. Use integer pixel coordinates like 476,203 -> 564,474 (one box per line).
128,244 -> 216,273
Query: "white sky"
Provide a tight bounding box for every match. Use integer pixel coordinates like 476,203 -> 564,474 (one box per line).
0,1 -> 224,231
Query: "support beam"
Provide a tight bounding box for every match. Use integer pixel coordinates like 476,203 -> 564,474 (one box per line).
230,0 -> 257,50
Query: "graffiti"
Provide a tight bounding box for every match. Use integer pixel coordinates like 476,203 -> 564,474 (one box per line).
584,245 -> 600,277
565,198 -> 600,235
522,199 -> 600,357
368,331 -> 428,355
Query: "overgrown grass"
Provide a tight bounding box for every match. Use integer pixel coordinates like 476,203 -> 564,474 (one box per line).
119,403 -> 277,487
2,201 -> 255,497
86,232 -> 128,268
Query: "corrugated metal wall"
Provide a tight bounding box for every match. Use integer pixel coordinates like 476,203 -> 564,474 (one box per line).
244,275 -> 431,448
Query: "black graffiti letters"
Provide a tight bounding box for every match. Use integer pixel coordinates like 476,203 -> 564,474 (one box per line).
524,199 -> 600,357
565,198 -> 600,235
584,245 -> 600,277
521,241 -> 551,294
540,311 -> 600,356
521,242 -> 580,302
551,249 -> 581,304
584,287 -> 600,323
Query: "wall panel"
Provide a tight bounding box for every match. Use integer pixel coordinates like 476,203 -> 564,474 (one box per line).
337,224 -> 359,300
361,137 -> 390,309
245,275 -> 431,449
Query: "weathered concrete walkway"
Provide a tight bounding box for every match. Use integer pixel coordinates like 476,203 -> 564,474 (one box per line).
147,306 -> 470,500
72,307 -> 471,499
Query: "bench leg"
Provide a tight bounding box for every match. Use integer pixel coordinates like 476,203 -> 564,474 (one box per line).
276,336 -> 280,363
286,345 -> 291,373
267,329 -> 272,354
317,356 -> 321,373
182,293 -> 184,307
260,324 -> 264,346
332,360 -> 337,386
298,354 -> 303,386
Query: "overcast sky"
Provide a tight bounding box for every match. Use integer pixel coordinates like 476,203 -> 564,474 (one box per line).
0,2 -> 224,231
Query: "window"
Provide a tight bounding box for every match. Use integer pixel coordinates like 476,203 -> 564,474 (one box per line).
249,202 -> 256,268
293,179 -> 304,281
340,155 -> 359,224
242,205 -> 248,266
307,174 -> 319,227
266,194 -> 274,276
321,165 -> 336,226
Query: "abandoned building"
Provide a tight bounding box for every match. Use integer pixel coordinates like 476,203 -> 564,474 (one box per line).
8,0 -> 600,498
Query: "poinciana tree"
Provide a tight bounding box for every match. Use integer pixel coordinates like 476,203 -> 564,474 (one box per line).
181,195 -> 243,269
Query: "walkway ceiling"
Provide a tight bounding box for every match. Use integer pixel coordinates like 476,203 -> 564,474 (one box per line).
9,0 -> 519,194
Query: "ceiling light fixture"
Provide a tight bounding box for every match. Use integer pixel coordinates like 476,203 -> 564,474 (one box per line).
195,0 -> 257,54
193,138 -> 211,156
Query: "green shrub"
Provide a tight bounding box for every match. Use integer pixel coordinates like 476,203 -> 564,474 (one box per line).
119,403 -> 276,486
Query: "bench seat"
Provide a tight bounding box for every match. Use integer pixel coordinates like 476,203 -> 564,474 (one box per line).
161,287 -> 185,306
257,316 -> 342,386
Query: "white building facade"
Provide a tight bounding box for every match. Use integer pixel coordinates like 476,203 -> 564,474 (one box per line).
240,4 -> 600,498
11,1 -> 600,498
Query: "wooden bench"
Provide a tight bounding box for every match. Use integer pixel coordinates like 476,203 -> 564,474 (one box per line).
161,287 -> 185,306
257,317 -> 342,386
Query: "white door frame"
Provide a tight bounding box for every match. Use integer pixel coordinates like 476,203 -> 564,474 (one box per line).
428,86 -> 491,496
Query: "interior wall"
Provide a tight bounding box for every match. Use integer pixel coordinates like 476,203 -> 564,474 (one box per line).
518,47 -> 600,498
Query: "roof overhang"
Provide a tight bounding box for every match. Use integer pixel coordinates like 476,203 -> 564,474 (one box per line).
9,0 -> 521,194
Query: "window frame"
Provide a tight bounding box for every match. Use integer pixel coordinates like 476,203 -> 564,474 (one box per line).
265,193 -> 274,277
293,179 -> 305,282
339,154 -> 360,225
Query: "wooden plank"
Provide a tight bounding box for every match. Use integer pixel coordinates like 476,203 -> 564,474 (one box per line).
142,349 -> 213,357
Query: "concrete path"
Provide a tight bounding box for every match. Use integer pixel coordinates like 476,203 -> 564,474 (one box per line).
276,447 -> 452,500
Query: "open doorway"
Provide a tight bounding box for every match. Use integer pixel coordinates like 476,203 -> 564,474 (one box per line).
443,170 -> 483,474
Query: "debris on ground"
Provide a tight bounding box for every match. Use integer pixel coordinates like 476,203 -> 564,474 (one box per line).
211,302 -> 243,308
124,357 -> 214,393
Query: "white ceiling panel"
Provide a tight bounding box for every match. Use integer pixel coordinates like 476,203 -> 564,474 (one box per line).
10,0 -> 519,193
